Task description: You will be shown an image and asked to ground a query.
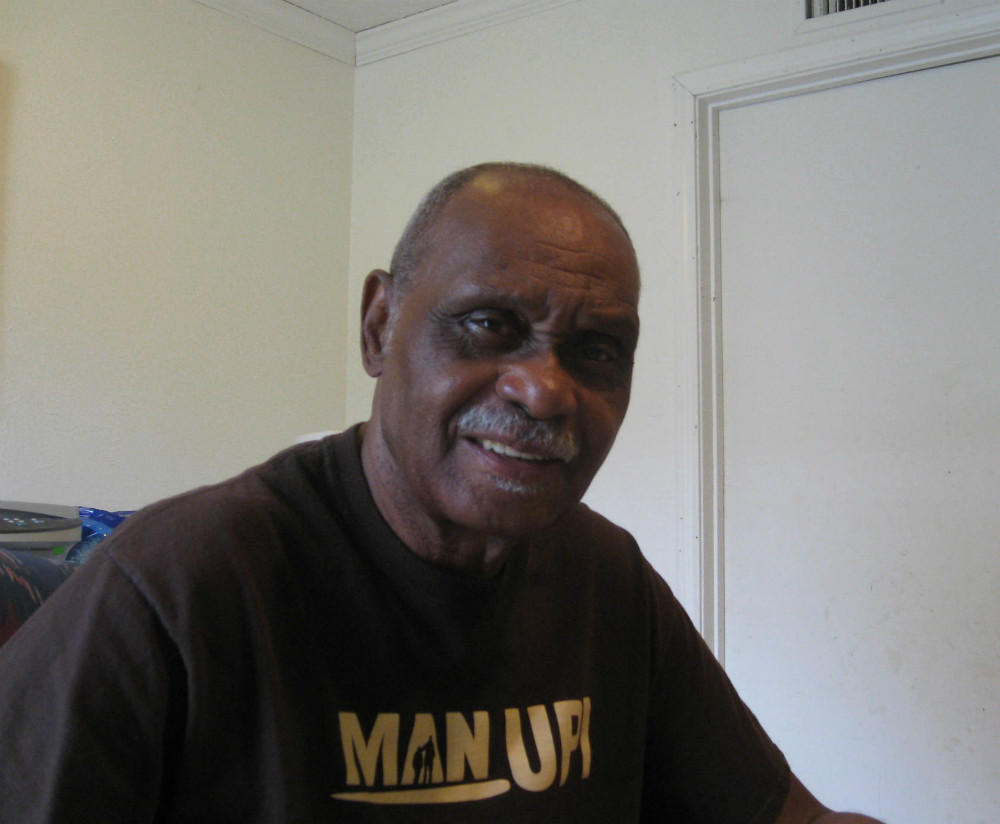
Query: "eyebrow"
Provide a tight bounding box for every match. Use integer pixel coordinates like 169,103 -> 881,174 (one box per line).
441,281 -> 639,344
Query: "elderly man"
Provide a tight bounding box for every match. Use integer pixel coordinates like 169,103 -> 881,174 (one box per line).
0,163 -> 882,823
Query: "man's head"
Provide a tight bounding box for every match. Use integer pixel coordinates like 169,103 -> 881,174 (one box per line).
360,163 -> 640,567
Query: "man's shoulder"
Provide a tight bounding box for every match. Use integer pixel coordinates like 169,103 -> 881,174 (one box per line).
118,460 -> 286,541
538,502 -> 650,582
544,503 -> 682,603
115,430 -> 358,542
99,439 -> 343,578
551,501 -> 639,551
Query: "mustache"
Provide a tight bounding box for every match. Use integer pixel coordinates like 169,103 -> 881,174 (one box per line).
455,406 -> 579,463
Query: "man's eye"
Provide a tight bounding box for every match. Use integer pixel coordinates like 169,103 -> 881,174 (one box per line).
464,312 -> 520,342
574,335 -> 625,366
579,343 -> 619,363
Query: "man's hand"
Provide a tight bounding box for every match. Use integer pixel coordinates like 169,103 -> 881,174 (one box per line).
776,774 -> 886,824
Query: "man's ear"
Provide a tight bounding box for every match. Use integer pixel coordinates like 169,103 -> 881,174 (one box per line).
360,269 -> 394,377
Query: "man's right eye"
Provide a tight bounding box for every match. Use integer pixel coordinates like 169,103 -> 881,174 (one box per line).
464,311 -> 521,344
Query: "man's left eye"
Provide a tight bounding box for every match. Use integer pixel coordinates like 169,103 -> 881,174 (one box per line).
574,335 -> 624,365
579,343 -> 619,363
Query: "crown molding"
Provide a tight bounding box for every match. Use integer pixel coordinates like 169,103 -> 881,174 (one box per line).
355,0 -> 580,66
196,0 -> 579,66
195,0 -> 356,64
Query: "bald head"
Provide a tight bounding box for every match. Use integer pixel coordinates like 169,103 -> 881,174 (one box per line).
388,162 -> 634,293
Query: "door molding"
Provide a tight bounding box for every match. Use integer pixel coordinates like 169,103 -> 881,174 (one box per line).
672,4 -> 1000,662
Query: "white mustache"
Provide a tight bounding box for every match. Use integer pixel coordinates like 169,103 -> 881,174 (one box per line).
455,406 -> 579,463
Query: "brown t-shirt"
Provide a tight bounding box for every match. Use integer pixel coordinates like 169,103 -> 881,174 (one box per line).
0,427 -> 788,822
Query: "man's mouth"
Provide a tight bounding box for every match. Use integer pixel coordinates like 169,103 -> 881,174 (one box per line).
455,406 -> 579,464
478,439 -> 555,462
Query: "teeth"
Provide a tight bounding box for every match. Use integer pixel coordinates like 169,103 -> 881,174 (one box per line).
480,439 -> 548,461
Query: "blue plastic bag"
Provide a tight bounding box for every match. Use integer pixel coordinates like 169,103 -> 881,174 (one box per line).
63,507 -> 134,566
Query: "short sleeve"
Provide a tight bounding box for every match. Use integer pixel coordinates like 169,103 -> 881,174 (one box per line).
0,547 -> 181,823
640,571 -> 790,823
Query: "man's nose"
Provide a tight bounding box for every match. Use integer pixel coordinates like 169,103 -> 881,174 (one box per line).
495,350 -> 577,420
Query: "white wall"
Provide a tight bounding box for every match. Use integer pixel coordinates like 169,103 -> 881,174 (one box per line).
0,0 -> 354,509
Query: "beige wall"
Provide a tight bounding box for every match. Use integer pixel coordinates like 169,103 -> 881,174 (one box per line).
0,0 -> 354,509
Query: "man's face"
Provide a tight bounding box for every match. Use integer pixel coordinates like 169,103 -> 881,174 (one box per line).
362,175 -> 640,545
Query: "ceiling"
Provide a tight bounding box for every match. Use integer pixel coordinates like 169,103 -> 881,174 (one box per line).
195,0 -> 576,65
290,0 -> 459,33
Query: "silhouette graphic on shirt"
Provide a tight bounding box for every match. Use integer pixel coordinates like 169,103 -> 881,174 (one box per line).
412,738 -> 436,785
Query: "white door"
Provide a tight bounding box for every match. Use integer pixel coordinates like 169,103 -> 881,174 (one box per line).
719,54 -> 1000,822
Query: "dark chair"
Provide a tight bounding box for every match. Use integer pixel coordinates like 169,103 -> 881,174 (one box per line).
0,550 -> 74,646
